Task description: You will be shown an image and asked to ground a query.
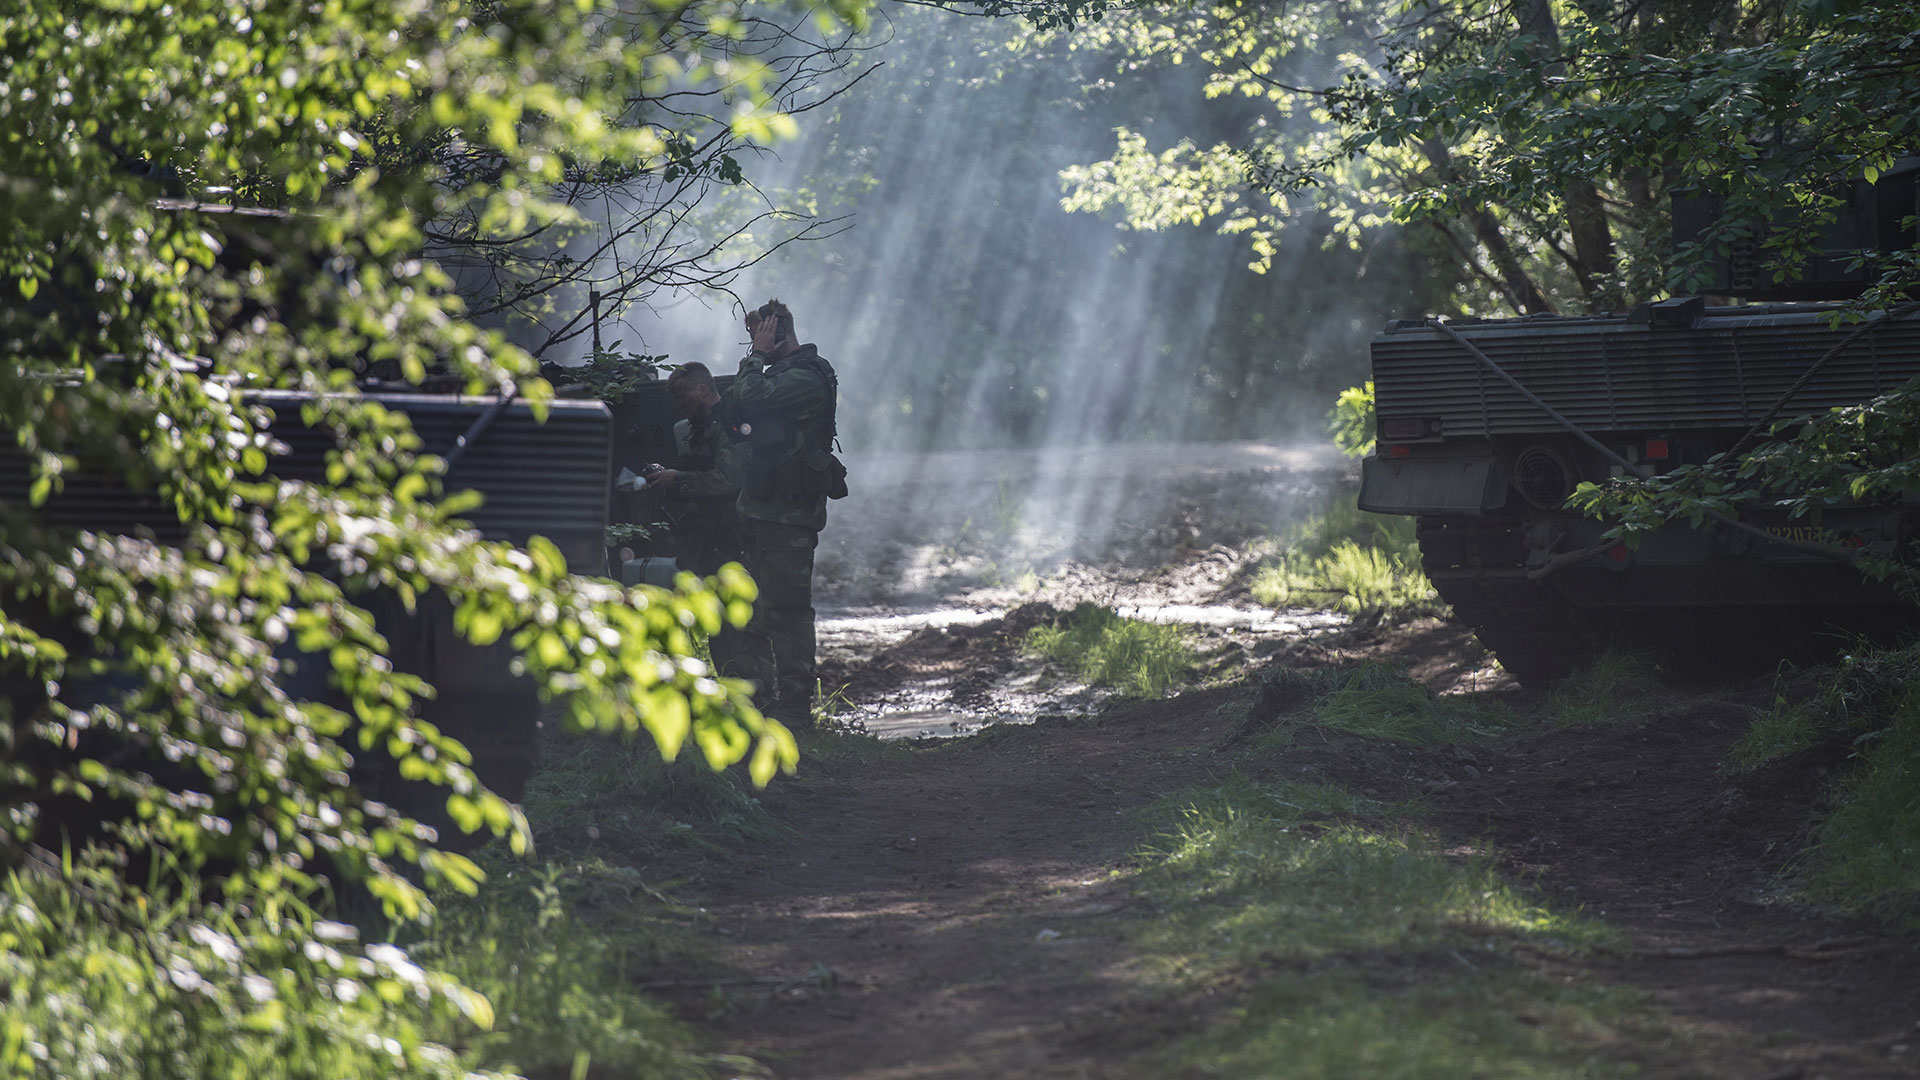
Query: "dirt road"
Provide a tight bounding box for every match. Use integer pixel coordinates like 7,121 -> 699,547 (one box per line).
642,603 -> 1920,1079
613,445 -> 1920,1078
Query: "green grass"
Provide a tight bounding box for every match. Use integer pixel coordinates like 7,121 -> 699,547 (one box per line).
1726,696 -> 1824,771
1134,792 -> 1599,962
1120,775 -> 1633,1078
1251,492 -> 1440,624
1308,663 -> 1526,745
1025,602 -> 1197,698
1252,540 -> 1439,622
1808,707 -> 1920,924
1246,653 -> 1661,752
1544,651 -> 1663,729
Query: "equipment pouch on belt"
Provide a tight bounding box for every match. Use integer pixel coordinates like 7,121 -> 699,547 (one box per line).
799,449 -> 849,499
764,449 -> 849,500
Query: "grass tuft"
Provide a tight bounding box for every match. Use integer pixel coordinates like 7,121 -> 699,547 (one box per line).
1544,650 -> 1662,728
1308,663 -> 1525,745
1025,603 -> 1197,697
1251,493 -> 1439,624
1726,697 -> 1824,772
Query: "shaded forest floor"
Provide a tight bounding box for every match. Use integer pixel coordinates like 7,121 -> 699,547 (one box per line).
543,592 -> 1920,1079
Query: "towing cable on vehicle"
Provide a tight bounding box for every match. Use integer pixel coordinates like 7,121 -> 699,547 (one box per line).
442,381 -> 518,469
1423,317 -> 1861,576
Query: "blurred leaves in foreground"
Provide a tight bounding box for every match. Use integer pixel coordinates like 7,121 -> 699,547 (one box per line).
0,0 -> 864,1073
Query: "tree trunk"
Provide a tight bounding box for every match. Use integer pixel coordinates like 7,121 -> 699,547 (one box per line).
1517,0 -> 1620,312
1421,139 -> 1555,315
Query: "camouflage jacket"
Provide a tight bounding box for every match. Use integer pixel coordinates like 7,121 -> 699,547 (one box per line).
731,343 -> 836,532
663,413 -> 745,574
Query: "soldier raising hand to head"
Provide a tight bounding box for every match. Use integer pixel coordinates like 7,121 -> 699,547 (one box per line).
729,298 -> 843,731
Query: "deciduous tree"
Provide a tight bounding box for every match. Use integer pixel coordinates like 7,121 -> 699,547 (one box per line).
0,0 -> 859,1071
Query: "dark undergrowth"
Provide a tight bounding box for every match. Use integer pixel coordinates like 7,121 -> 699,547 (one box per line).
1248,642 -> 1919,930
395,724 -> 813,1079
1725,642 -> 1920,927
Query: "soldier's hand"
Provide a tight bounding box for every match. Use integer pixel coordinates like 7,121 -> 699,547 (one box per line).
750,317 -> 781,356
650,469 -> 679,488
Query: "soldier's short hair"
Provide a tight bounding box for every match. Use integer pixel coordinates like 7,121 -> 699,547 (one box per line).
668,361 -> 715,392
752,298 -> 795,344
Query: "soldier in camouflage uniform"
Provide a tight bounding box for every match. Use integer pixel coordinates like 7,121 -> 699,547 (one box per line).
729,299 -> 842,730
648,360 -> 749,676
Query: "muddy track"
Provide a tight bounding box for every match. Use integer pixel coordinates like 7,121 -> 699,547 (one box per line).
674,704 -> 1208,1079
643,610 -> 1920,1080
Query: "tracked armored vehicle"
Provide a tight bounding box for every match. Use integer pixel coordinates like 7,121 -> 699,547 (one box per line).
1360,166 -> 1920,685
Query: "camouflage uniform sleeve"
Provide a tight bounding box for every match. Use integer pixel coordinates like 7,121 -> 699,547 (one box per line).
670,430 -> 745,500
732,352 -> 829,414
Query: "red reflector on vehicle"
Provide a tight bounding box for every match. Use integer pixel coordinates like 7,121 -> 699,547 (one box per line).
1387,444 -> 1411,458
1644,438 -> 1670,460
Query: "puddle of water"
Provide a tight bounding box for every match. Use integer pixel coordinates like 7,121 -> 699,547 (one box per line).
833,666 -> 1101,741
818,603 -> 1341,648
1108,604 -> 1345,632
817,607 -> 1005,651
858,709 -> 988,740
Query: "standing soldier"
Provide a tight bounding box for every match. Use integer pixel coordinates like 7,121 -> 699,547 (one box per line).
646,359 -> 749,676
730,298 -> 844,731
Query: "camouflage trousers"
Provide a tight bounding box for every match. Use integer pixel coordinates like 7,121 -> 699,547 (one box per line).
704,622 -> 753,684
735,519 -> 818,729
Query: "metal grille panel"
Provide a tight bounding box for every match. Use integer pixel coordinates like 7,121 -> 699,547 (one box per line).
1,392 -> 612,547
1372,308 -> 1920,436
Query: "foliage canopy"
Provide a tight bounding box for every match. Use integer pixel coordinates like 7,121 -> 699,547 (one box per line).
1007,0 -> 1920,317
0,0 -> 862,1072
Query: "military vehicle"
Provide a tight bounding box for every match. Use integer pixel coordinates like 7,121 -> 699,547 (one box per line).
2,386 -> 613,842
1359,163 -> 1920,684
